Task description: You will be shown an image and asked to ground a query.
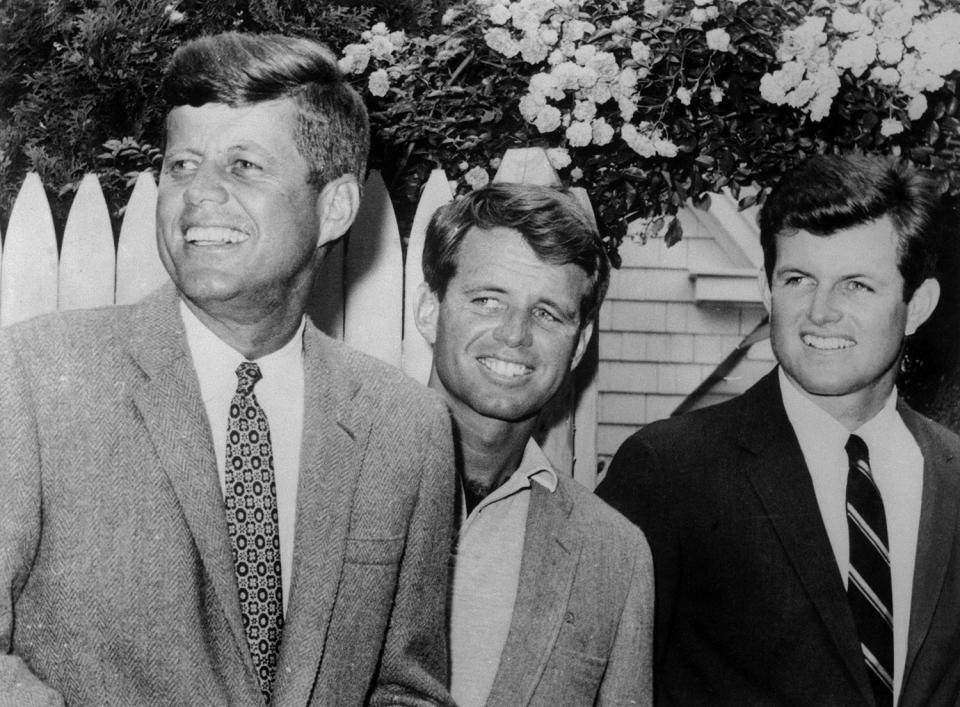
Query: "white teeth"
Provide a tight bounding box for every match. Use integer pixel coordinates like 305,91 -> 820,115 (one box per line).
184,226 -> 249,245
479,357 -> 532,377
802,334 -> 853,350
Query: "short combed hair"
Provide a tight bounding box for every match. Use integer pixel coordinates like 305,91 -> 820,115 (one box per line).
423,183 -> 610,324
759,153 -> 941,300
161,32 -> 369,191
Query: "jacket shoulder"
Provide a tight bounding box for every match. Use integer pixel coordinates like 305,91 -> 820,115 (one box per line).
1,302 -> 141,365
558,476 -> 651,559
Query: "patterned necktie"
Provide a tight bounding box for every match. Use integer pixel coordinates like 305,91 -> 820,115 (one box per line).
224,362 -> 283,703
845,434 -> 894,707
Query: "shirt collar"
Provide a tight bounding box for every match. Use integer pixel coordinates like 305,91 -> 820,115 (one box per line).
463,438 -> 559,520
179,299 -> 305,393
514,438 -> 559,493
778,366 -> 898,447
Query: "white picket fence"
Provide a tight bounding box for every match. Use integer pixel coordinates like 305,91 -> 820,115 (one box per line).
0,147 -> 600,486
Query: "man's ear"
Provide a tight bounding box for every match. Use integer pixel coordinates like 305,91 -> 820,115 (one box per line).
758,267 -> 773,314
413,282 -> 440,345
905,277 -> 941,336
570,319 -> 594,371
315,174 -> 361,249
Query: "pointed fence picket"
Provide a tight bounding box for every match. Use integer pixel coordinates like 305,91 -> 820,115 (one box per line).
0,147 -> 602,486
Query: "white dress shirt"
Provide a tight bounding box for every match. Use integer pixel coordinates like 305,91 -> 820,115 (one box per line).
449,439 -> 558,707
180,301 -> 305,612
779,369 -> 923,702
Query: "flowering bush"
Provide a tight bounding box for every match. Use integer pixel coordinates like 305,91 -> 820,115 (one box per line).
0,0 -> 439,236
761,1 -> 960,132
340,0 -> 960,261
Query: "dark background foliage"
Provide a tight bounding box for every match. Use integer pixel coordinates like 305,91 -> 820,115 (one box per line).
1,0 -> 959,426
0,0 -> 452,237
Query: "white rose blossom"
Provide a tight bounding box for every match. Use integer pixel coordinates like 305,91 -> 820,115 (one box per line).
487,4 -> 511,25
534,105 -> 563,133
367,69 -> 390,97
464,166 -> 490,190
631,41 -> 652,64
705,28 -> 732,53
869,66 -> 899,86
907,93 -> 928,120
573,100 -> 597,121
592,118 -> 615,146
484,28 -> 521,57
546,147 -> 572,169
880,117 -> 904,136
566,120 -> 593,146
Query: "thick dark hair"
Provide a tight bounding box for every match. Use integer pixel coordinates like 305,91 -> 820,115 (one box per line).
759,153 -> 941,300
423,183 -> 610,324
161,32 -> 369,191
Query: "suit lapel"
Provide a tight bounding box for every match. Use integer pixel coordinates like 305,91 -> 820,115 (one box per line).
486,480 -> 581,707
272,325 -> 372,705
126,286 -> 252,675
899,405 -> 960,687
738,371 -> 875,705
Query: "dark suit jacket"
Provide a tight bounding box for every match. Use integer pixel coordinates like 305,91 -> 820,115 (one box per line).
0,286 -> 455,706
485,475 -> 654,707
596,369 -> 960,707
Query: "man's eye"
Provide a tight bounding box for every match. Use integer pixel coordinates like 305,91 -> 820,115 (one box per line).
783,275 -> 811,287
472,297 -> 501,310
165,158 -> 197,174
232,159 -> 261,172
847,280 -> 873,293
533,308 -> 561,323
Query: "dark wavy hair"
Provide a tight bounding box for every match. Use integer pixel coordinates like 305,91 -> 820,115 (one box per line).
161,32 -> 369,192
423,183 -> 610,324
759,153 -> 941,300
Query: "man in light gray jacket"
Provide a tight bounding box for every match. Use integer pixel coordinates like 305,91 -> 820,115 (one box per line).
414,182 -> 654,707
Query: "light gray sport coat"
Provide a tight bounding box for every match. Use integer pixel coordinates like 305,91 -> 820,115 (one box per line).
484,473 -> 654,706
0,285 -> 455,706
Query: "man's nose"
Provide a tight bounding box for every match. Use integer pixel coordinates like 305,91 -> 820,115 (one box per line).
492,310 -> 533,348
808,287 -> 842,325
184,163 -> 229,206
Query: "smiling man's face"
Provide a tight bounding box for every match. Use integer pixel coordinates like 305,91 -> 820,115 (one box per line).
417,225 -> 593,425
761,216 -> 937,420
156,98 -> 324,321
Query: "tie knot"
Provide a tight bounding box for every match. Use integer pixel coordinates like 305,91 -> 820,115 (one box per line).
235,361 -> 262,395
845,434 -> 869,466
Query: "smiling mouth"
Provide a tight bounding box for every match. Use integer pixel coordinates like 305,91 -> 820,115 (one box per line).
184,226 -> 249,245
802,334 -> 854,350
478,356 -> 533,378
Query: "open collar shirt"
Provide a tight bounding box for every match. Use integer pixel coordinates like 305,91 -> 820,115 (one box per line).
779,368 -> 923,702
449,438 -> 558,707
180,300 -> 305,612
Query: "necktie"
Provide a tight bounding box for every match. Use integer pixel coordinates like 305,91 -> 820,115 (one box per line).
845,434 -> 893,707
225,362 -> 283,703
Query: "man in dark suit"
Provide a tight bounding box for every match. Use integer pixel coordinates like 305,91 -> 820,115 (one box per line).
0,33 -> 454,705
414,183 -> 654,707
597,153 -> 960,706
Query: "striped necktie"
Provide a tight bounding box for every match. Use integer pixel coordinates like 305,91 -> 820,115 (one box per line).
845,434 -> 893,707
225,361 -> 284,703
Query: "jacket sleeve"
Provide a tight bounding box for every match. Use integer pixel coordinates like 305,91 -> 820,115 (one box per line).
596,431 -> 679,670
596,529 -> 655,707
0,332 -> 66,707
368,396 -> 456,706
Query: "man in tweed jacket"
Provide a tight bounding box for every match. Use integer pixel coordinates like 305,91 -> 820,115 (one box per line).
0,33 -> 454,706
413,183 -> 654,707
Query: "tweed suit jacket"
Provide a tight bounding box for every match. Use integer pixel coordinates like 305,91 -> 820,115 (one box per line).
483,473 -> 654,707
0,286 -> 456,707
597,369 -> 960,707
